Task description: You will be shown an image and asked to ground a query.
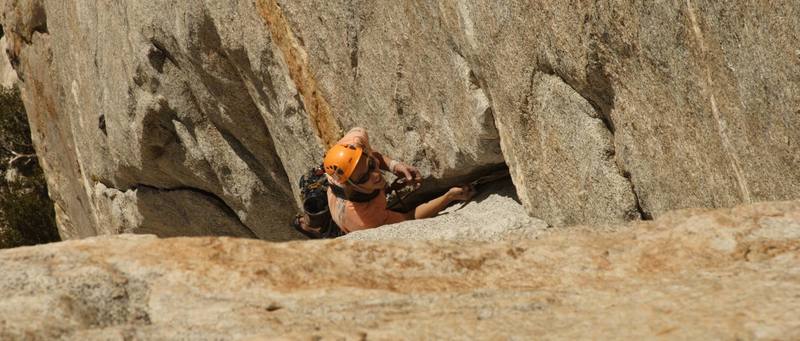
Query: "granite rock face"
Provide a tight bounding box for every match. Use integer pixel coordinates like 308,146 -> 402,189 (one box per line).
2,0 -> 311,240
1,0 -> 798,239
438,1 -> 800,223
500,72 -> 639,226
1,200 -> 798,339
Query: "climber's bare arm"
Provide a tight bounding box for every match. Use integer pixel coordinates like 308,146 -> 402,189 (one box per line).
406,185 -> 475,220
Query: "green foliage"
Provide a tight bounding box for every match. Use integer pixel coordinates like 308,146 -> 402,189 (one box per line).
0,87 -> 60,248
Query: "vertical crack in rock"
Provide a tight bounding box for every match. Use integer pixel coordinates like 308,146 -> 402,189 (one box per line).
255,0 -> 342,147
147,39 -> 179,73
184,11 -> 294,200
586,40 -> 648,220
448,43 -> 502,161
581,27 -> 655,220
584,47 -> 616,134
466,68 -> 501,154
509,68 -> 645,225
392,58 -> 407,118
685,0 -> 751,203
346,2 -> 360,76
623,171 -> 652,220
215,126 -> 290,201
536,55 -> 648,220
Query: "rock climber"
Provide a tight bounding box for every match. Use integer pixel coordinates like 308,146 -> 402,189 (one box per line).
320,127 -> 476,234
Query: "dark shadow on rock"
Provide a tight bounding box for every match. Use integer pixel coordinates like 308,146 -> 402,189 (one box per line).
388,163 -> 517,213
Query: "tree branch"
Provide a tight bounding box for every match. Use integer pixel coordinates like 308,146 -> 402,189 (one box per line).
9,150 -> 36,166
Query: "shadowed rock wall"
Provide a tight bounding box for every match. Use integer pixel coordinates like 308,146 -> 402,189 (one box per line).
1,0 -> 798,239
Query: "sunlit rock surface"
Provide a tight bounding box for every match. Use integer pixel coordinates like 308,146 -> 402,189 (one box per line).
1,200 -> 798,339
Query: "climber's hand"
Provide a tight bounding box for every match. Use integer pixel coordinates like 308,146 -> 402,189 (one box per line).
393,162 -> 422,187
447,184 -> 476,202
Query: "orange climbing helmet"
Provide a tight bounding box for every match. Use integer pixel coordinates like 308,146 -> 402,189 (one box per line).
323,143 -> 364,183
